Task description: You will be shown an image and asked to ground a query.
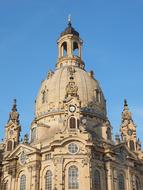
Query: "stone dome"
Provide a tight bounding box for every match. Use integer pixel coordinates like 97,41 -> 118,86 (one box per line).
32,22 -> 108,143
35,66 -> 106,119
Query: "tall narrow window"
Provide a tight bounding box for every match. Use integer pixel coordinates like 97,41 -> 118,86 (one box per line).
69,117 -> 76,129
45,170 -> 52,190
20,175 -> 26,190
68,166 -> 79,189
7,140 -> 12,151
118,174 -> 125,190
31,128 -> 36,142
94,170 -> 101,190
42,91 -> 46,104
3,181 -> 8,190
95,89 -> 100,103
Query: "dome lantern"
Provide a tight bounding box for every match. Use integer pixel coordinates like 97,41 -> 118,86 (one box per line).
56,17 -> 84,69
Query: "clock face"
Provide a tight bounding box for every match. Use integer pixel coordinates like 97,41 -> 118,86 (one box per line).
69,105 -> 76,113
128,129 -> 133,136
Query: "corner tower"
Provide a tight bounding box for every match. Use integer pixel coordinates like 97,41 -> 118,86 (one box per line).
4,99 -> 21,152
120,100 -> 141,152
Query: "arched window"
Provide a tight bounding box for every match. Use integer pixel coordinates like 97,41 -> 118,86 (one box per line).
69,117 -> 76,129
106,127 -> 111,140
68,166 -> 79,189
45,170 -> 52,190
31,128 -> 36,142
61,42 -> 67,57
118,174 -> 125,190
136,176 -> 141,190
7,141 -> 12,151
130,140 -> 135,151
73,41 -> 79,56
20,175 -> 26,190
94,170 -> 101,190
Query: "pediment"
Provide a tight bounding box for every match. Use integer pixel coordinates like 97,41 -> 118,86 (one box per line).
112,143 -> 138,161
6,143 -> 40,160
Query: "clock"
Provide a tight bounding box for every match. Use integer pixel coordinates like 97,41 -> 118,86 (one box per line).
127,129 -> 133,136
69,105 -> 76,113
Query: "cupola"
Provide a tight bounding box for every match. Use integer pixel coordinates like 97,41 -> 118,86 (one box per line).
56,16 -> 84,69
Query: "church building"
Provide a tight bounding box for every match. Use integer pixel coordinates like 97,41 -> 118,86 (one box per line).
0,19 -> 143,190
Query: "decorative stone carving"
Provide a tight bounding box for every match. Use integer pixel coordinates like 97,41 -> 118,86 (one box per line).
47,70 -> 54,79
66,80 -> 78,98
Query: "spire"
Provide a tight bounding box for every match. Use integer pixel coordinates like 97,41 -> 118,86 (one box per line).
124,99 -> 129,111
8,99 -> 19,124
68,14 -> 72,27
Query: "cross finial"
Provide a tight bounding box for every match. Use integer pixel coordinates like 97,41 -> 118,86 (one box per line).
12,99 -> 17,112
68,14 -> 72,26
124,99 -> 128,107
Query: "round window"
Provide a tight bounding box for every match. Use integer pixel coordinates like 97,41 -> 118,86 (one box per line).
68,143 -> 79,154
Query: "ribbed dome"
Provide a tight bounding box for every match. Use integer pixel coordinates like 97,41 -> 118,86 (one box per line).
35,66 -> 106,119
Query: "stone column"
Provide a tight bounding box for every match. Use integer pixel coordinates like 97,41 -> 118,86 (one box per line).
113,169 -> 118,190
31,162 -> 41,190
105,162 -> 113,190
126,167 -> 132,190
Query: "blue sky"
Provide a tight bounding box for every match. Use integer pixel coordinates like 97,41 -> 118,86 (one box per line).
0,0 -> 143,142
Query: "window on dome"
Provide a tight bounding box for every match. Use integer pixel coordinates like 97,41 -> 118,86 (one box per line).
31,128 -> 36,142
20,174 -> 26,190
68,166 -> 79,189
69,117 -> 76,129
73,41 -> 79,57
118,174 -> 125,190
45,170 -> 52,190
61,42 -> 67,57
94,170 -> 101,190
42,91 -> 46,104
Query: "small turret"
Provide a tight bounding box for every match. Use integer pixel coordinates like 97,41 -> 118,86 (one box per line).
4,99 -> 21,151
120,99 -> 141,152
